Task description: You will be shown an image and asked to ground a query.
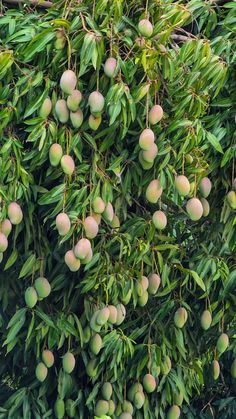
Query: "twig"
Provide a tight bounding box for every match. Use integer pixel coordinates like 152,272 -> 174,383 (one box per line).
3,0 -> 53,8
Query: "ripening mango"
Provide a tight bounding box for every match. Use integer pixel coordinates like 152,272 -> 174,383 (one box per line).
74,238 -> 91,260
54,398 -> 65,419
201,198 -> 210,217
25,287 -> 38,308
55,37 -> 66,50
200,310 -> 212,330
139,128 -> 155,150
101,382 -> 113,400
173,392 -> 184,406
0,219 -> 12,237
8,202 -> 23,225
108,305 -> 118,324
231,359 -> 236,378
120,413 -> 132,419
138,290 -> 149,307
60,70 -> 77,95
186,198 -> 203,221
140,275 -> 149,291
139,151 -> 154,170
162,355 -> 172,375
92,212 -> 101,225
90,310 -> 102,332
143,373 -> 156,393
86,358 -> 98,377
42,350 -> 54,368
174,307 -> 188,328
35,277 -> 51,299
104,57 -> 118,78
56,212 -> 71,236
175,175 -> 190,197
89,333 -> 103,355
133,391 -> 145,409
0,232 -> 8,252
67,89 -> 82,111
108,400 -> 116,415
138,19 -> 153,37
226,190 -> 236,209
212,360 -> 220,380
49,143 -> 63,167
88,114 -> 102,130
199,177 -> 212,198
103,202 -> 114,222
142,143 -> 158,163
128,383 -> 143,402
148,273 -> 160,294
152,210 -> 167,230
122,400 -> 133,414
83,216 -> 99,239
146,179 -> 163,203
116,303 -> 126,325
39,97 -> 52,118
95,400 -> 109,416
167,405 -> 181,419
65,250 -> 81,272
35,362 -> 48,382
111,214 -> 120,228
55,99 -> 69,123
81,247 -> 93,264
216,333 -> 229,354
83,325 -> 91,343
96,307 -> 110,325
66,399 -> 76,418
70,108 -> 83,128
60,155 -> 75,175
62,352 -> 75,374
135,281 -> 144,297
93,197 -> 105,214
88,91 -> 105,114
148,104 -> 163,125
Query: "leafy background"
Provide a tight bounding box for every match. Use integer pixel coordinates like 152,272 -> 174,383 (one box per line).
0,0 -> 235,418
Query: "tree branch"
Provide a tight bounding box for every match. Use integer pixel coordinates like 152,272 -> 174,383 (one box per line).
2,0 -> 53,8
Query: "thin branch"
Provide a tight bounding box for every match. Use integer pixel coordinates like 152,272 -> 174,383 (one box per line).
2,0 -> 53,8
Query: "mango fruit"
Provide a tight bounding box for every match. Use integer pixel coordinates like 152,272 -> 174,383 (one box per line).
83,216 -> 99,239
42,349 -> 54,368
173,392 -> 183,406
96,307 -> 110,325
90,311 -> 102,332
227,190 -> 236,209
116,303 -> 126,325
120,414 -> 132,419
88,91 -> 105,114
65,250 -> 81,272
60,69 -> 77,95
8,202 -> 23,225
81,247 -> 93,264
102,382 -> 113,400
54,398 -> 65,419
93,196 -> 105,214
88,114 -> 102,130
162,355 -> 172,375
35,362 -> 48,382
104,57 -> 118,78
0,219 -> 12,237
25,287 -> 38,308
139,128 -> 155,150
122,400 -> 133,414
0,233 -> 8,252
216,333 -> 229,354
212,360 -> 220,380
167,405 -> 180,419
138,290 -> 149,307
39,97 -> 52,118
138,19 -> 153,37
142,143 -> 158,163
108,400 -> 116,415
95,400 -> 109,416
139,151 -> 154,170
148,104 -> 163,125
143,373 -> 156,393
103,202 -> 114,222
55,99 -> 69,123
66,399 -> 76,418
133,391 -> 145,409
152,210 -> 167,230
62,352 -> 75,374
174,307 -> 188,328
35,277 -> 51,299
146,179 -> 163,203
86,358 -> 98,378
148,273 -> 160,294
175,175 -> 190,197
141,275 -> 149,291
199,177 -> 212,198
60,155 -> 75,175
49,143 -> 63,167
74,238 -> 91,260
200,310 -> 212,330
70,108 -> 83,128
128,383 -> 143,402
231,359 -> 236,378
55,37 -> 66,50
90,333 -> 102,355
83,325 -> 91,343
92,212 -> 101,225
108,305 -> 118,324
201,198 -> 210,217
67,89 -> 82,111
56,212 -> 71,236
186,198 -> 203,221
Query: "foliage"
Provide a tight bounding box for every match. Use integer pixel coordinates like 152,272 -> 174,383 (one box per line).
0,0 -> 235,418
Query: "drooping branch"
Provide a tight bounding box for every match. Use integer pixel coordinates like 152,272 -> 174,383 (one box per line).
2,0 -> 53,8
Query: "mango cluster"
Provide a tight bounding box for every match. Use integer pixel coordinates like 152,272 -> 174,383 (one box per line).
135,273 -> 161,306
25,276 -> 51,308
139,104 -> 163,170
0,202 -> 23,262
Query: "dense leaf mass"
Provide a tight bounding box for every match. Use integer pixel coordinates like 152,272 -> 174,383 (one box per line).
0,0 -> 235,418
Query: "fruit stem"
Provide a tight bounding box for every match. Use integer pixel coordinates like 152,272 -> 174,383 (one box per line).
182,154 -> 185,175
